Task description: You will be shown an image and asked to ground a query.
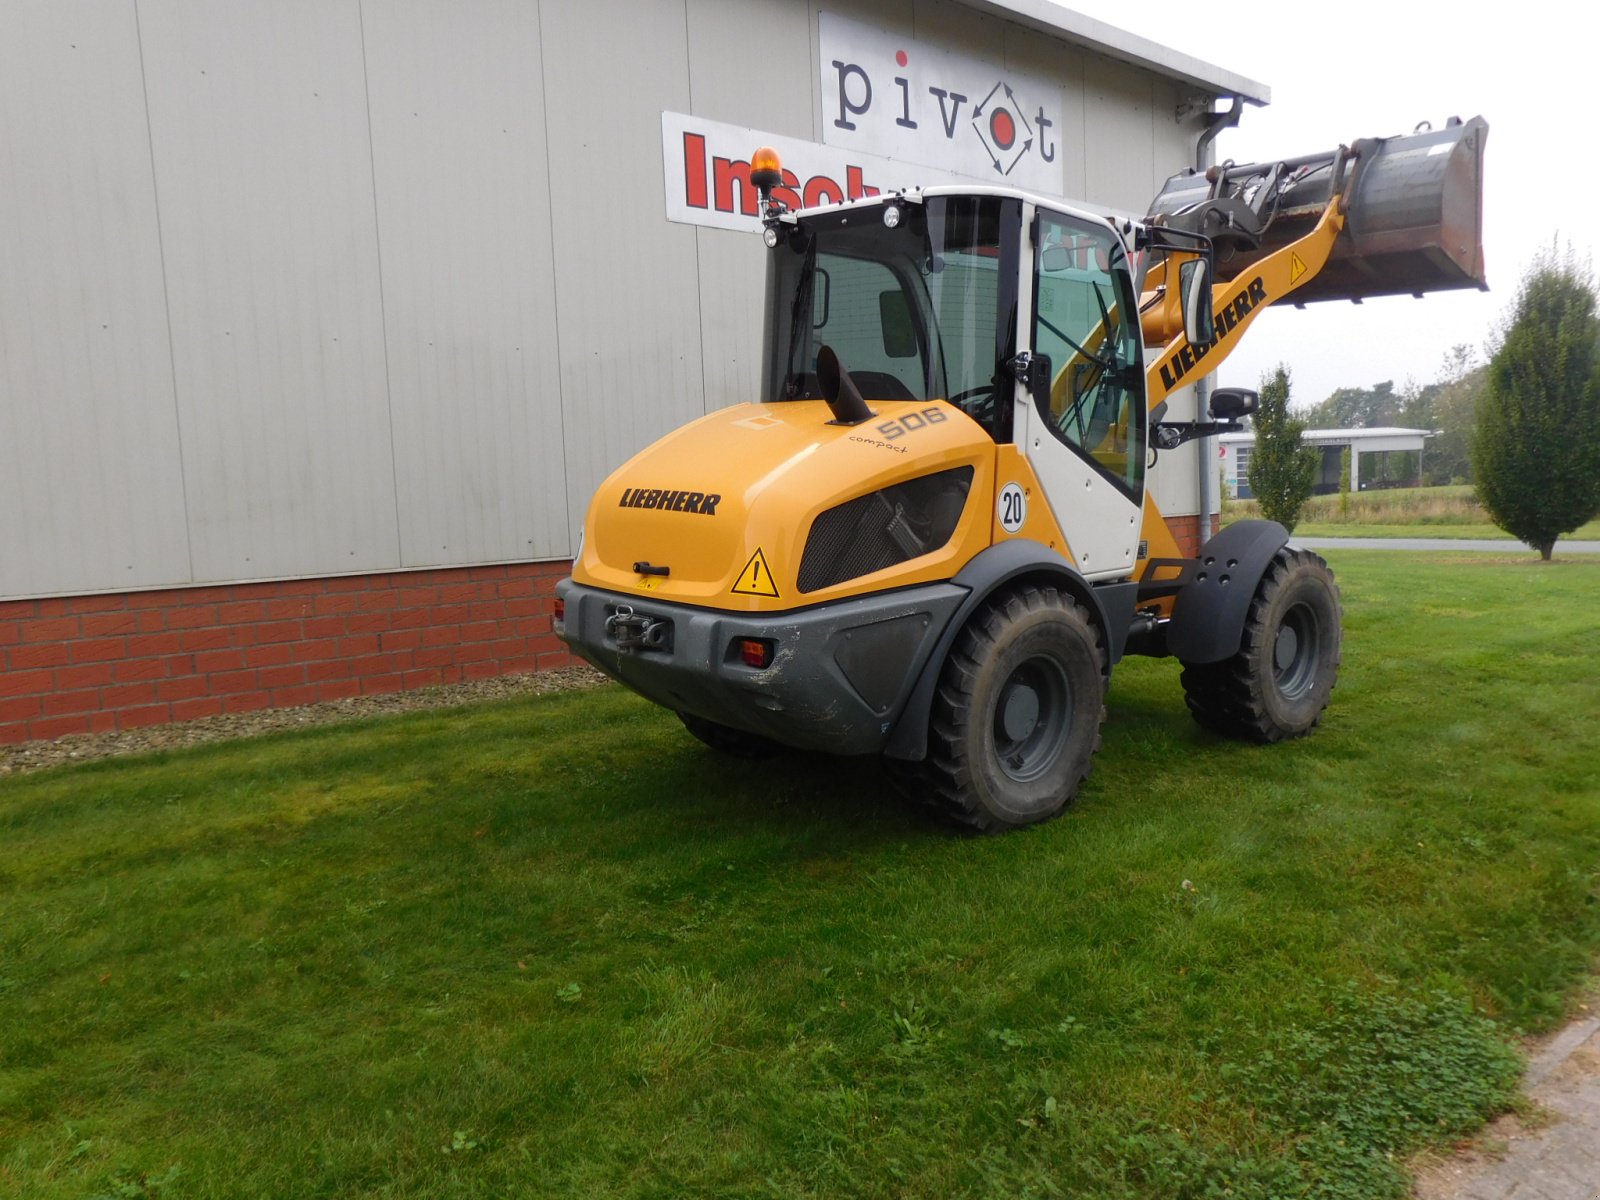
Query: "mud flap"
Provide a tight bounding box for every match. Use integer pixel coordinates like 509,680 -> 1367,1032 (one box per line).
1163,520 -> 1289,664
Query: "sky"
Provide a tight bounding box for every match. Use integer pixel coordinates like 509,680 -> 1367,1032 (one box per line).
1059,0 -> 1597,410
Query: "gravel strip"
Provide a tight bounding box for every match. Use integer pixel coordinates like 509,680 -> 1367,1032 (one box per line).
0,666 -> 611,778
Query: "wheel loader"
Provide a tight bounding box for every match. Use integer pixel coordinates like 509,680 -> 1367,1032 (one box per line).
555,116 -> 1488,831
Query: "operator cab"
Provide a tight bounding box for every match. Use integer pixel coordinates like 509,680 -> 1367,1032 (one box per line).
756,165 -> 1156,576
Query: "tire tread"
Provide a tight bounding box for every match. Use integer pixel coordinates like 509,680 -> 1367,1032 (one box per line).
1179,547 -> 1342,742
890,585 -> 1106,833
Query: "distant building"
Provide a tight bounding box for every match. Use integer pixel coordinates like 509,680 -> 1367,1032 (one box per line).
1219,428 -> 1434,499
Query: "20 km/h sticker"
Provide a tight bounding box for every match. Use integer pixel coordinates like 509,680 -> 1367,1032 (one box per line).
732,548 -> 780,597
998,482 -> 1027,533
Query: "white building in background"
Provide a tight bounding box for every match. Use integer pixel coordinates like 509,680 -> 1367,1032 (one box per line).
0,0 -> 1269,742
1220,428 -> 1435,499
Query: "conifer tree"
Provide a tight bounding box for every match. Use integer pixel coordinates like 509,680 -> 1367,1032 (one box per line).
1473,245 -> 1600,560
1249,365 -> 1319,532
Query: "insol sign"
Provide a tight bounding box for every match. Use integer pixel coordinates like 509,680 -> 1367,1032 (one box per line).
662,112 -> 972,233
819,11 -> 1065,195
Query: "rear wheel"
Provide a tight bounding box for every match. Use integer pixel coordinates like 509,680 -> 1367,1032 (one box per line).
895,585 -> 1106,832
677,712 -> 779,758
1180,548 -> 1341,741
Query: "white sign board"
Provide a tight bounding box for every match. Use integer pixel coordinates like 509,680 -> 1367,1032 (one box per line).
818,11 -> 1066,196
661,111 -> 984,233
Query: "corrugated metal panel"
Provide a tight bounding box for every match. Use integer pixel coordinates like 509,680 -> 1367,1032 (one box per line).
1082,55 -> 1159,214
686,0 -> 815,413
0,0 -> 1225,601
138,0 -> 400,582
1003,24 -> 1088,203
362,0 -> 569,567
912,2 -> 1006,60
689,0 -> 814,134
0,1 -> 191,599
541,0 -> 702,536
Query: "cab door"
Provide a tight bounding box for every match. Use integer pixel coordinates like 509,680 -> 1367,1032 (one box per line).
1014,206 -> 1147,579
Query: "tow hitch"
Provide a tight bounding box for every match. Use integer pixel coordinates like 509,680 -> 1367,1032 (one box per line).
605,604 -> 673,653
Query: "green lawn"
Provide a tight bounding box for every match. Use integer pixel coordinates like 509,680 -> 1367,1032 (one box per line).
4,553 -> 1599,1199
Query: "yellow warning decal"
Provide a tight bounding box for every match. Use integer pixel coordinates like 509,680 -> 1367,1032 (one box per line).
1290,253 -> 1308,286
732,547 -> 780,597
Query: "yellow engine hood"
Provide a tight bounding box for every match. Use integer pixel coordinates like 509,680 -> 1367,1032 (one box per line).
573,400 -> 996,610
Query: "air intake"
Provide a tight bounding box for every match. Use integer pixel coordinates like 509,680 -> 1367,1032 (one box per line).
797,468 -> 973,593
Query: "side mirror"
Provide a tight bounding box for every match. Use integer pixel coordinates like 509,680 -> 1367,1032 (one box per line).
1210,387 -> 1258,420
1041,245 -> 1073,273
1179,257 -> 1216,347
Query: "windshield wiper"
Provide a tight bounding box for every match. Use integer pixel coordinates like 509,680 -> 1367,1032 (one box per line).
1037,311 -> 1116,372
783,241 -> 817,397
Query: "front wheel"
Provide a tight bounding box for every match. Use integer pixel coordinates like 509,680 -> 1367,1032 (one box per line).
895,585 -> 1106,833
1179,547 -> 1341,742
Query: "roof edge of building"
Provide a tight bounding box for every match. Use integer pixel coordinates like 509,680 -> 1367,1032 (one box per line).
956,0 -> 1271,105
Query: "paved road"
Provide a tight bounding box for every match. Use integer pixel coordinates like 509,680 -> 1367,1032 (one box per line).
1294,537 -> 1600,555
1416,1014 -> 1600,1200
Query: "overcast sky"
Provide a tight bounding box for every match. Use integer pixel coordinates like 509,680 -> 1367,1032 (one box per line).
1061,0 -> 1595,410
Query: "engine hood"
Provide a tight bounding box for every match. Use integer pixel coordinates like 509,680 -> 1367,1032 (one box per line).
572,399 -> 995,610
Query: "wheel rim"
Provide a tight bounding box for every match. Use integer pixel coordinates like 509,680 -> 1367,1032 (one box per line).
992,655 -> 1073,783
1272,602 -> 1321,699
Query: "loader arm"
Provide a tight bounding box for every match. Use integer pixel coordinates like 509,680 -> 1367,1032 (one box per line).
1142,195 -> 1346,411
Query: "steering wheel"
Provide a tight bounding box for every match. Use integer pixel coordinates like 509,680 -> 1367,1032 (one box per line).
946,386 -> 997,423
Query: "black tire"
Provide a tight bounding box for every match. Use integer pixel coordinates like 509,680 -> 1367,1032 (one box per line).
676,711 -> 780,758
893,585 -> 1106,833
1179,547 -> 1341,742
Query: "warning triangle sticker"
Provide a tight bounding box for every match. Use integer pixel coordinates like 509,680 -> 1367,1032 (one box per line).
732,548 -> 780,597
1289,253 -> 1308,285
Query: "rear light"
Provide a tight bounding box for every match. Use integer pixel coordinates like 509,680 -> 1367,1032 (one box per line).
553,597 -> 565,624
737,638 -> 773,669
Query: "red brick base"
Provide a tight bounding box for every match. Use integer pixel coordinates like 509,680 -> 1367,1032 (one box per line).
2,517 -> 1229,746
1165,512 -> 1222,558
0,562 -> 575,745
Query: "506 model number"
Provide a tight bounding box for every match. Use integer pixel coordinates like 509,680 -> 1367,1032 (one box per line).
876,406 -> 948,440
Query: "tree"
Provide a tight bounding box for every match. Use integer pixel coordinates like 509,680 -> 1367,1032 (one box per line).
1249,365 -> 1320,533
1338,446 -> 1352,519
1472,245 -> 1600,559
1305,379 -> 1402,429
1422,355 -> 1487,486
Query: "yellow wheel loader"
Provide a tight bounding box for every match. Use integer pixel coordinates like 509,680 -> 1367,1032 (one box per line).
556,117 -> 1487,831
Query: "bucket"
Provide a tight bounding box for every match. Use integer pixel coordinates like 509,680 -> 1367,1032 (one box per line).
1147,116 -> 1488,304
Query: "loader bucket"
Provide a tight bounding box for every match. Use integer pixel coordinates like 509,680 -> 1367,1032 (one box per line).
1147,116 -> 1488,305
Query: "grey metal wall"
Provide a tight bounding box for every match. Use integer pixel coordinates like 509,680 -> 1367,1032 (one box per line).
0,0 -> 1211,601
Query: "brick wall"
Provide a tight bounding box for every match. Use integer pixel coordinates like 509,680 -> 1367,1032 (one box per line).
2,516 -> 1226,746
1165,513 -> 1221,558
0,562 -> 574,745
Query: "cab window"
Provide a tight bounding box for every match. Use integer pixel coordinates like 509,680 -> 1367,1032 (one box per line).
1031,212 -> 1145,497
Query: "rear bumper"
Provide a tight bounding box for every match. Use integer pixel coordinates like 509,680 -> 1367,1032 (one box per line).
555,579 -> 966,755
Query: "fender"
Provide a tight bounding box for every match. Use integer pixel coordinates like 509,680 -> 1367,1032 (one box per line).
882,540 -> 1135,762
1164,519 -> 1289,663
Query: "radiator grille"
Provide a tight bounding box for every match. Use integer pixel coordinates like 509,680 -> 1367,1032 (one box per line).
796,467 -> 973,593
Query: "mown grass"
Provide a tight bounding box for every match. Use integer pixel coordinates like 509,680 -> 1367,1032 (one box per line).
3,553 -> 1598,1199
1224,484 -> 1600,541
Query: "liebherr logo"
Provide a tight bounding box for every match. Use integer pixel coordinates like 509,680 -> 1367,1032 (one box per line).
1158,276 -> 1269,391
618,487 -> 721,516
